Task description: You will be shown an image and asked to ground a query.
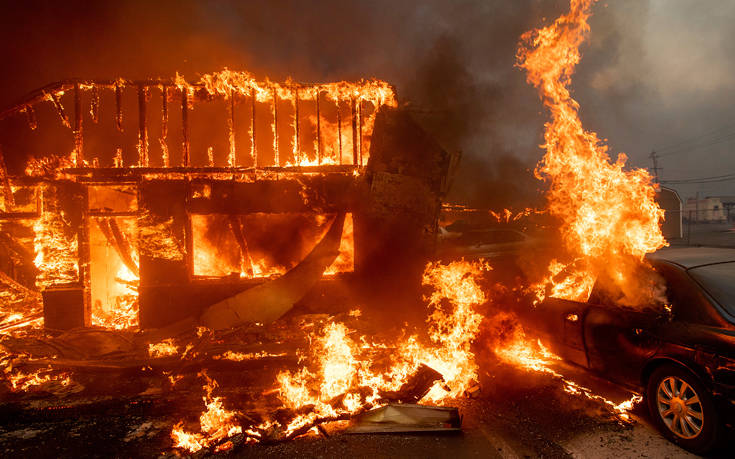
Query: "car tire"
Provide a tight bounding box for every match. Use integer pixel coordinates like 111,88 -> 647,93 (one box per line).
646,364 -> 722,454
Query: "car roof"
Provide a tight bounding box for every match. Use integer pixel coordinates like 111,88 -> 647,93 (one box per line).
647,246 -> 735,269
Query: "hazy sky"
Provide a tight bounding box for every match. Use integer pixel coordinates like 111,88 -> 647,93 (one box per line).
0,0 -> 733,203
574,0 -> 735,201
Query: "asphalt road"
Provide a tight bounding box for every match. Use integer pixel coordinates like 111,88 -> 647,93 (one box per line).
3,352 -> 720,458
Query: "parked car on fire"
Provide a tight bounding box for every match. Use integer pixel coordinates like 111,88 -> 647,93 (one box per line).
520,247 -> 735,454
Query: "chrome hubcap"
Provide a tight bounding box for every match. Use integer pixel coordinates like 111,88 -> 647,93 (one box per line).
656,376 -> 703,439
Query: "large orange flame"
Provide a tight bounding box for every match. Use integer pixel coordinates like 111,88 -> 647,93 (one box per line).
170,260 -> 488,452
518,0 -> 666,305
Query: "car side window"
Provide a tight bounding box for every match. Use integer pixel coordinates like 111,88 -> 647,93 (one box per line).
655,263 -> 718,326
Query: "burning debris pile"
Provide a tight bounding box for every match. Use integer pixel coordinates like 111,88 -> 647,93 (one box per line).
170,260 -> 488,452
0,0 -> 670,456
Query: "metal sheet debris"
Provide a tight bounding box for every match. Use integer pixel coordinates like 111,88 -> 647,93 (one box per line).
347,403 -> 461,434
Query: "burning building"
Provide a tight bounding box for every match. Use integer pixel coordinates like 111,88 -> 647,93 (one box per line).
0,70 -> 456,332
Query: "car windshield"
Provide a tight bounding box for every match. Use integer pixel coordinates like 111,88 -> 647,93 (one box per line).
688,262 -> 735,319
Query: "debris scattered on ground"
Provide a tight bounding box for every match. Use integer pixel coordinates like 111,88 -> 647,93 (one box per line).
347,404 -> 461,434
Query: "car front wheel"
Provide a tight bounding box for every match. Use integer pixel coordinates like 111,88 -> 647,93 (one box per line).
646,364 -> 721,454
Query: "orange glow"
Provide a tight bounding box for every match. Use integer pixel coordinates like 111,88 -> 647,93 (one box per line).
167,260 -> 488,447
187,69 -> 395,166
325,213 -> 354,275
273,260 -> 488,435
33,194 -> 79,289
213,351 -> 286,361
3,364 -> 72,392
193,213 -> 353,280
489,207 -> 535,223
147,339 -> 179,358
518,0 -> 666,305
89,217 -> 140,330
90,257 -> 139,329
493,315 -> 641,421
171,373 -> 243,452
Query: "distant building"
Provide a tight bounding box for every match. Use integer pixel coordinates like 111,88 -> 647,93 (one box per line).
710,195 -> 735,218
656,187 -> 682,239
683,196 -> 727,223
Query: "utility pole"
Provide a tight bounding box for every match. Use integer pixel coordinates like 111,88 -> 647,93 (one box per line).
649,150 -> 661,184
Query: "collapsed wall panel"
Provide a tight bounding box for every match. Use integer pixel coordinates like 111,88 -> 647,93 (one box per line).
356,108 -> 452,288
137,180 -> 189,328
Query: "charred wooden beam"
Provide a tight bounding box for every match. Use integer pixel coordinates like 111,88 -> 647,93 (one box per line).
250,88 -> 257,168
181,89 -> 190,167
137,85 -> 149,167
337,101 -> 342,165
272,87 -> 279,166
23,105 -> 38,130
315,90 -> 321,164
227,216 -> 253,277
184,182 -> 194,279
59,164 -> 359,180
161,85 -> 169,167
351,98 -> 358,166
227,89 -> 236,167
90,85 -> 100,123
293,86 -> 300,164
1,78 -> 368,123
115,82 -> 123,131
73,83 -> 84,166
0,79 -> 160,121
114,148 -> 123,168
78,186 -> 91,326
358,99 -> 363,166
0,211 -> 41,220
0,146 -> 15,211
47,90 -> 70,128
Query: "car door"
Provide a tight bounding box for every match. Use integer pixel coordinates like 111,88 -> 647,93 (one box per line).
583,301 -> 662,386
532,297 -> 590,368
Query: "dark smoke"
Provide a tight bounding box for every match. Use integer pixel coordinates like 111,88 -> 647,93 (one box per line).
1,1 -> 732,202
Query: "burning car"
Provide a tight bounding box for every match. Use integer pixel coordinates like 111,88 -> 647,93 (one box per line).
516,246 -> 735,454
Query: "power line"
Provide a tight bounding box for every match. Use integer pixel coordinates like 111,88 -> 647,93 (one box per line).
658,131 -> 735,157
656,122 -> 735,154
661,172 -> 735,185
